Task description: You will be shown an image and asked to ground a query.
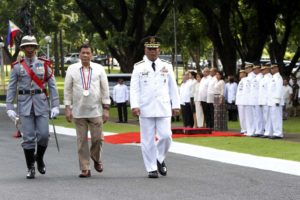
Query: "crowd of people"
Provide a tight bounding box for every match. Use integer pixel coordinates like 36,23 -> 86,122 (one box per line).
179,63 -> 300,139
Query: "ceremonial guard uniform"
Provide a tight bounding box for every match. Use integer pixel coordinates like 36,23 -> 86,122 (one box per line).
130,36 -> 180,178
267,64 -> 284,139
251,65 -> 264,136
235,70 -> 247,134
258,65 -> 272,137
244,64 -> 256,136
6,35 -> 59,179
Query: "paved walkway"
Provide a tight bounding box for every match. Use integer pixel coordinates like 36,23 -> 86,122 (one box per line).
50,125 -> 300,177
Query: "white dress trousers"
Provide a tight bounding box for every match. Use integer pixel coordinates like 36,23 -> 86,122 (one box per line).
139,117 -> 172,172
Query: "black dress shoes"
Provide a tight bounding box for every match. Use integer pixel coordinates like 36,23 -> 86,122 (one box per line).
26,167 -> 35,179
269,136 -> 283,139
157,160 -> 167,176
148,170 -> 159,178
259,135 -> 269,138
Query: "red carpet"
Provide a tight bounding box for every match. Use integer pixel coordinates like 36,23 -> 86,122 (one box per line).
104,131 -> 244,144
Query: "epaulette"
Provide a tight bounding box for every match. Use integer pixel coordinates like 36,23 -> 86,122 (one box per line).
11,59 -> 24,68
38,57 -> 51,63
135,60 -> 145,65
161,59 -> 171,64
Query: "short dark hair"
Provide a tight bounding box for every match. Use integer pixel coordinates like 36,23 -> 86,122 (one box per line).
79,44 -> 92,52
216,71 -> 225,80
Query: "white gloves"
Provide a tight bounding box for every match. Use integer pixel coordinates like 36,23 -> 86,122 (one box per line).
50,107 -> 60,118
7,110 -> 17,122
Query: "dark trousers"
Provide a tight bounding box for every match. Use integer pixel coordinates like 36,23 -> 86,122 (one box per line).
201,101 -> 208,127
183,103 -> 194,127
117,102 -> 128,122
227,103 -> 238,121
206,103 -> 214,129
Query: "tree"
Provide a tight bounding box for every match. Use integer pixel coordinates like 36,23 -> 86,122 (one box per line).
192,0 -> 237,75
75,0 -> 174,73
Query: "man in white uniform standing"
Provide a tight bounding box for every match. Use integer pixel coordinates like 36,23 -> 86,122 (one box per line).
244,63 -> 256,136
251,64 -> 264,137
130,36 -> 180,178
235,70 -> 247,134
267,64 -> 284,139
258,64 -> 272,138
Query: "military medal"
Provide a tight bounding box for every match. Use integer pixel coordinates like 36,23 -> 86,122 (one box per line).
83,90 -> 89,96
80,67 -> 92,97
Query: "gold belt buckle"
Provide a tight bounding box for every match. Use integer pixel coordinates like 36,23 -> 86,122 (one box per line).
30,90 -> 35,95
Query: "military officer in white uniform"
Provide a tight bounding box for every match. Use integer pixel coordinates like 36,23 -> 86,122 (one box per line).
251,64 -> 264,136
235,70 -> 247,134
130,36 -> 180,178
258,64 -> 272,137
6,35 -> 60,179
244,63 -> 256,136
267,64 -> 284,139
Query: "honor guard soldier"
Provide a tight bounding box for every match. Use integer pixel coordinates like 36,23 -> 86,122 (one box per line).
244,62 -> 256,136
6,35 -> 60,179
258,63 -> 272,138
267,64 -> 284,139
251,63 -> 264,136
235,70 -> 248,134
130,36 -> 180,178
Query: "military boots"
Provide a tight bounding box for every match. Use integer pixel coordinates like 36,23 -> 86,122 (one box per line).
24,149 -> 35,179
35,145 -> 47,174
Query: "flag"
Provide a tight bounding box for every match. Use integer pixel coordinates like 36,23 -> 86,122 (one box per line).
6,20 -> 21,48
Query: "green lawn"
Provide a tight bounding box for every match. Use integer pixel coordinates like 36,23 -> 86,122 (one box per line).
174,137 -> 300,162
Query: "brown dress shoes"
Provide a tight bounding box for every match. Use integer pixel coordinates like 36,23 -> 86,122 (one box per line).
94,161 -> 103,173
79,170 -> 91,178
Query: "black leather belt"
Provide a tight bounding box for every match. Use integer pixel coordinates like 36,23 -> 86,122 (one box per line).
18,89 -> 47,95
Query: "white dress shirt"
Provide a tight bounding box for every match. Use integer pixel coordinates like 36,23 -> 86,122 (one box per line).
282,85 -> 292,105
193,82 -> 201,102
214,80 -> 225,96
225,82 -> 237,103
113,83 -> 129,103
179,82 -> 187,105
207,75 -> 218,103
64,61 -> 111,118
199,75 -> 211,102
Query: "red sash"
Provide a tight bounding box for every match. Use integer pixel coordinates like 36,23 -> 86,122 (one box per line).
20,60 -> 49,96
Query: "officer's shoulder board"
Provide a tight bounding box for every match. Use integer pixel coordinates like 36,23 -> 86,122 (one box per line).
161,59 -> 171,64
134,60 -> 145,66
11,59 -> 24,69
